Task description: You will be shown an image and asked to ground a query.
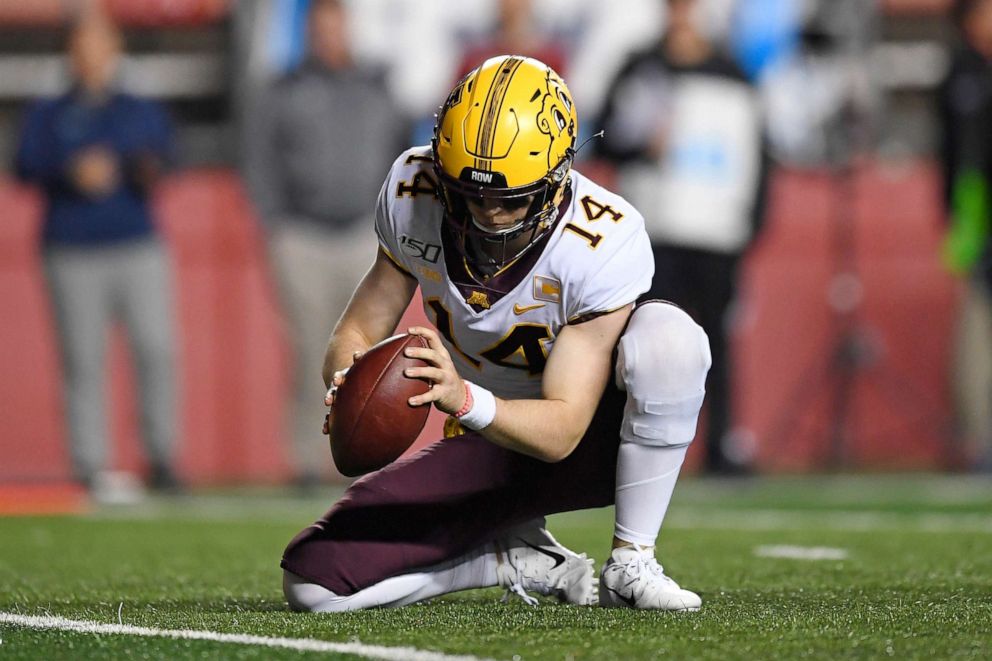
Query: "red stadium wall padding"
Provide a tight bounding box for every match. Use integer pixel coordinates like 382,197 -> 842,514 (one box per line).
102,0 -> 230,27
734,162 -> 958,471
0,172 -> 291,484
0,162 -> 960,485
0,0 -> 230,27
0,170 -> 440,486
155,171 -> 287,482
0,182 -> 67,481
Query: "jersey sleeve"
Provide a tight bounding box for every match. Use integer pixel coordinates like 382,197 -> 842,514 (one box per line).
567,221 -> 653,322
373,153 -> 415,275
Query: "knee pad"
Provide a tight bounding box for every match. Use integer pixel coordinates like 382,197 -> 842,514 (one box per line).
616,302 -> 711,447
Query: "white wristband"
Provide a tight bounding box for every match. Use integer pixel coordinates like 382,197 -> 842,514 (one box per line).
459,381 -> 497,430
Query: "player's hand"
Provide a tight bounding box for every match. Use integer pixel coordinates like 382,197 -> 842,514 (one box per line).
322,351 -> 364,434
403,326 -> 467,415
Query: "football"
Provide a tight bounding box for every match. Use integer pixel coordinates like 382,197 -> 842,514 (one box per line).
329,333 -> 432,476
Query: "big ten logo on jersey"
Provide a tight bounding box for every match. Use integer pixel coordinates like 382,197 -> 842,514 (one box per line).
399,235 -> 441,264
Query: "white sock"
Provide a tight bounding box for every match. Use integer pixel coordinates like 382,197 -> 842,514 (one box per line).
613,442 -> 689,548
284,543 -> 499,612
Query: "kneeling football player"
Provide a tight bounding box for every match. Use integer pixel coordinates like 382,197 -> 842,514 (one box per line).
281,56 -> 710,611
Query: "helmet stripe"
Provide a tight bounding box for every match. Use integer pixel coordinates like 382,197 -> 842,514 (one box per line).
475,56 -> 525,171
472,63 -> 502,169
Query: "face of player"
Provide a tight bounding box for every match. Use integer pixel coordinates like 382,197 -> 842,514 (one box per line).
464,195 -> 535,234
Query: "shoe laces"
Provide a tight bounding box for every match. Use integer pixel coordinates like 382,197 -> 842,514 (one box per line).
618,544 -> 676,587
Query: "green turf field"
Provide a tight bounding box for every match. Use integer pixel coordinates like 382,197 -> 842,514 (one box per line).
1,474 -> 990,660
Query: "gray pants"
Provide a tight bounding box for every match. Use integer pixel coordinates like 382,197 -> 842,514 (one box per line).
44,238 -> 177,481
269,221 -> 378,478
953,276 -> 992,466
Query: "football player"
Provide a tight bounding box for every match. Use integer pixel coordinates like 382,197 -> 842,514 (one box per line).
281,56 -> 710,611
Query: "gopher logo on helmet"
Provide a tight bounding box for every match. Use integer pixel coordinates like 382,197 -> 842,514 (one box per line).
536,72 -> 576,173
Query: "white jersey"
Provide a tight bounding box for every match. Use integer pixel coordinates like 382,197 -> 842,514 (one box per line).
375,146 -> 653,399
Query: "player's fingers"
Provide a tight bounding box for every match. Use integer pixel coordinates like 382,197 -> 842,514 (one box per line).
325,385 -> 337,406
408,387 -> 439,407
407,325 -> 437,340
404,365 -> 446,383
403,345 -> 441,365
322,412 -> 330,435
405,339 -> 453,368
408,326 -> 447,353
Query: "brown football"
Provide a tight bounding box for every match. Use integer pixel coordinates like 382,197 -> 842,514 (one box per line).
329,333 -> 432,477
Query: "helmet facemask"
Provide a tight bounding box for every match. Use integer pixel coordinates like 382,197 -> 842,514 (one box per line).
432,151 -> 572,278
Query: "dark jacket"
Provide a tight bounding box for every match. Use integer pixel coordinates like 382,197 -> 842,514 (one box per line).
243,59 -> 407,232
15,89 -> 173,247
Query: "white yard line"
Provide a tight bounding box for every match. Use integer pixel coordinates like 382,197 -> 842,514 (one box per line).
0,612 -> 491,661
754,545 -> 849,560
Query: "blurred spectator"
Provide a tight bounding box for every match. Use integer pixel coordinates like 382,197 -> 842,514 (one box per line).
938,0 -> 992,471
242,0 -> 406,489
596,0 -> 768,475
454,0 -> 570,81
14,9 -> 180,498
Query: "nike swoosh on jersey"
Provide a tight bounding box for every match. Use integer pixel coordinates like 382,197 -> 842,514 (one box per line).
520,539 -> 566,568
513,303 -> 546,315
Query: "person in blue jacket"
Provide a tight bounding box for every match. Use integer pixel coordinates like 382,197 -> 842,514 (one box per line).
15,10 -> 180,497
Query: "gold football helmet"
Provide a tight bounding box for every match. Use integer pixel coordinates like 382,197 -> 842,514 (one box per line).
432,55 -> 578,270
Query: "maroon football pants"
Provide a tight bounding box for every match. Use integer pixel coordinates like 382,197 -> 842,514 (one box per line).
281,385 -> 625,596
